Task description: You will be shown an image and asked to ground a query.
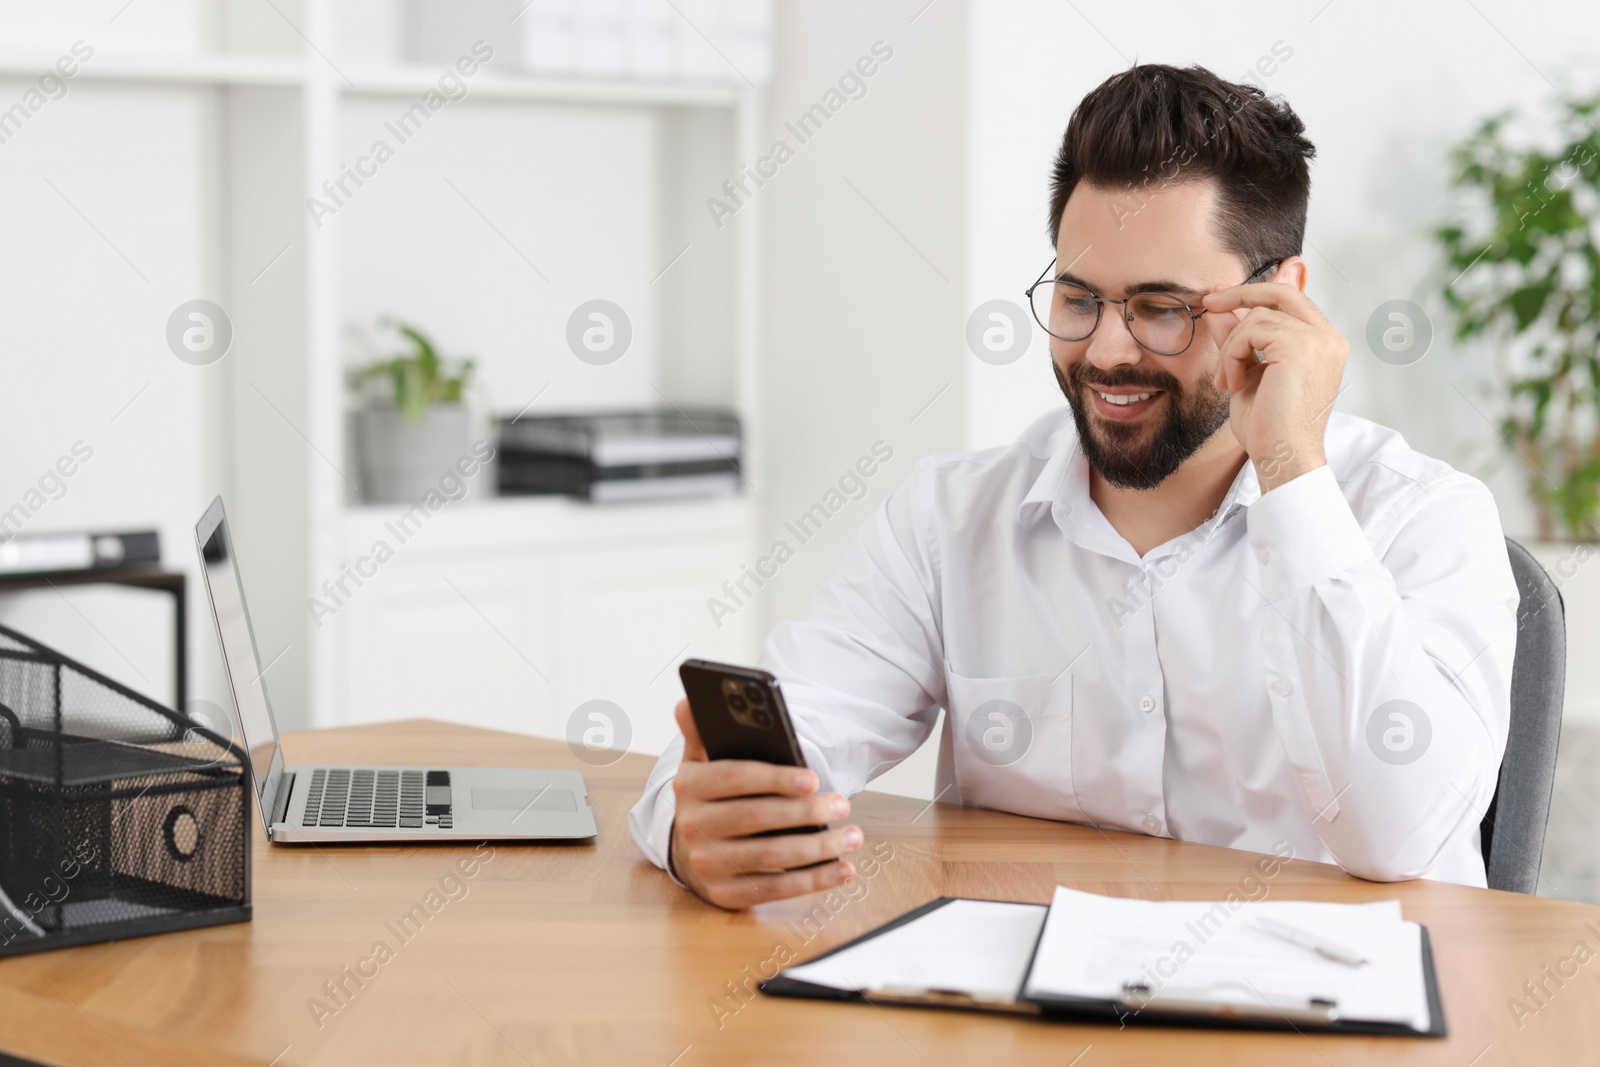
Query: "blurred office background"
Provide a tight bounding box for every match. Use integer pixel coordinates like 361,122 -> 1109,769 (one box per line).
0,0 -> 1596,901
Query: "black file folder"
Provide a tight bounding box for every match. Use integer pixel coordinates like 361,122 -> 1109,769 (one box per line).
760,896 -> 1447,1036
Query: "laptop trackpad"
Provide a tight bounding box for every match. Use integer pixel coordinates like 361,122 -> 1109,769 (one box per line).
470,787 -> 577,813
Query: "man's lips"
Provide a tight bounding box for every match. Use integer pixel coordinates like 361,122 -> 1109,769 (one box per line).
1086,384 -> 1165,422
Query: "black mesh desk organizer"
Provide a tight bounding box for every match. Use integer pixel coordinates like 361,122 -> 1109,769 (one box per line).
0,622 -> 250,957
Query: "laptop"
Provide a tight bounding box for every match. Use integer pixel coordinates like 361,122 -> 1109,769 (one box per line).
195,496 -> 597,843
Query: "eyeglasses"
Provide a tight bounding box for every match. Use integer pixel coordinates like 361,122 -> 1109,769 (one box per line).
1024,257 -> 1283,356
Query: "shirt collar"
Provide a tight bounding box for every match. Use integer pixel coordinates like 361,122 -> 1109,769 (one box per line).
1017,433 -> 1081,533
1017,426 -> 1264,539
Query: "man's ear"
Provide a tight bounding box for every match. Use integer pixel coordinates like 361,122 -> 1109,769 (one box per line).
1274,255 -> 1310,292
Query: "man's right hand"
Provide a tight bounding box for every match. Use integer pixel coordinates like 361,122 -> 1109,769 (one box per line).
667,698 -> 863,909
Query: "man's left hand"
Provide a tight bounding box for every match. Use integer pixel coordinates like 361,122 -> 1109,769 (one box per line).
1201,279 -> 1348,493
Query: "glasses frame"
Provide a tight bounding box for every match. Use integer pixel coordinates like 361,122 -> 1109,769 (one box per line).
1024,256 -> 1285,356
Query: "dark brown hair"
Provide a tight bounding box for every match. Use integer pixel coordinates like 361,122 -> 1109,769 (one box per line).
1048,64 -> 1316,269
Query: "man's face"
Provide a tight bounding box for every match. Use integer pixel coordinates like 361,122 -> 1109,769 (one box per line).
1050,178 -> 1248,489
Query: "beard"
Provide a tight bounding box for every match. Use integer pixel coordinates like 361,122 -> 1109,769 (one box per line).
1054,359 -> 1231,490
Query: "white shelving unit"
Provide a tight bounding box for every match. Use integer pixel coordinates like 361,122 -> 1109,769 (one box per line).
0,0 -> 766,754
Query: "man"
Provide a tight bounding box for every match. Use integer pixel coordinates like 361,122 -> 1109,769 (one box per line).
630,64 -> 1519,909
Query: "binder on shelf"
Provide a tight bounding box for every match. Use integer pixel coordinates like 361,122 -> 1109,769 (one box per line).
0,530 -> 160,577
498,409 -> 740,466
496,454 -> 740,502
762,889 -> 1446,1037
496,409 -> 742,502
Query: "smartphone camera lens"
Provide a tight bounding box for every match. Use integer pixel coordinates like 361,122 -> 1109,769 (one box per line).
727,692 -> 747,713
752,708 -> 773,729
743,683 -> 765,705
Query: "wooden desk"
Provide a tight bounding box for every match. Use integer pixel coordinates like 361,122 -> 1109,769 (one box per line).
0,720 -> 1594,1066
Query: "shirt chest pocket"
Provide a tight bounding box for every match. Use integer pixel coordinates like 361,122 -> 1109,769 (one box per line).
941,665 -> 1077,821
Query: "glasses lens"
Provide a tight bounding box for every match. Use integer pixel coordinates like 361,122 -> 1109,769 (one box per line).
1126,294 -> 1194,355
1032,281 -> 1099,341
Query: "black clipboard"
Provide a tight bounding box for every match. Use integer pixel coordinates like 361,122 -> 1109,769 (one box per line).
759,896 -> 1447,1036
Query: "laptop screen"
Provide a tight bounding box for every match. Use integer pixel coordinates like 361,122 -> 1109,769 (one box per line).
195,498 -> 282,817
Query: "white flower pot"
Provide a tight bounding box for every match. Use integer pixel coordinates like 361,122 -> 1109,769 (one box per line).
1524,541 -> 1600,726
355,404 -> 474,505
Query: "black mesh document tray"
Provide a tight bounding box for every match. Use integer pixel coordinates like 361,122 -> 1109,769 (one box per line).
0,622 -> 250,957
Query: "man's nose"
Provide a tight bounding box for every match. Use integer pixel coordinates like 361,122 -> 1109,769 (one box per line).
1085,303 -> 1145,371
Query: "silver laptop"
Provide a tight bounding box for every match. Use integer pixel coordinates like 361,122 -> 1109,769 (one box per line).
195,496 -> 597,843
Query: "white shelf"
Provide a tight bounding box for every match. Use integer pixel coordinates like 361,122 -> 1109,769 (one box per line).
340,64 -> 743,108
0,51 -> 744,107
0,51 -> 304,87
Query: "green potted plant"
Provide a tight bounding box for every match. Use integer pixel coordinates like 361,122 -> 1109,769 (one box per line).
1434,88 -> 1600,539
349,319 -> 479,504
1434,84 -> 1600,722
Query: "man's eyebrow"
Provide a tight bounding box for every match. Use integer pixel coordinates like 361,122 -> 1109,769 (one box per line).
1056,271 -> 1206,299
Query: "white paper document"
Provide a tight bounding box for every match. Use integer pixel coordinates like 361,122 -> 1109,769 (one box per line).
783,899 -> 1047,1002
1022,887 -> 1430,1030
775,888 -> 1431,1032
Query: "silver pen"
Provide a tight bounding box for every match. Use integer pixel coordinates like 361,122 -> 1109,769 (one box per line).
1254,915 -> 1369,967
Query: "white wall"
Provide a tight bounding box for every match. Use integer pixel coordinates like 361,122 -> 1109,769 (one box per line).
758,0 -> 967,622
0,0 -> 214,54
0,67 -> 226,715
755,0 -> 968,795
335,99 -> 664,417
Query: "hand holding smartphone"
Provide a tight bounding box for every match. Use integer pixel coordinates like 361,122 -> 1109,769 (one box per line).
668,660 -> 863,908
679,659 -> 822,834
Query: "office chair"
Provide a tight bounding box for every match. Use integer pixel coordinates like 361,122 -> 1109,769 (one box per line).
1481,537 -> 1567,894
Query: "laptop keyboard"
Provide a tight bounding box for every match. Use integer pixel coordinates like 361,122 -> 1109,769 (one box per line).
300,768 -> 453,830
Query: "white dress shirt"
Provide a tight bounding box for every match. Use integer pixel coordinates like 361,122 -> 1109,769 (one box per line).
629,408 -> 1519,886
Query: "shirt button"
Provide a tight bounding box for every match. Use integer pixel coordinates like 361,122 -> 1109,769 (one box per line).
1138,695 -> 1156,713
1255,546 -> 1271,565
1143,815 -> 1162,834
1272,678 -> 1293,697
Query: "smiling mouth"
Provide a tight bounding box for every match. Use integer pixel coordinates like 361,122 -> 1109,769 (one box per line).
1085,384 -> 1166,422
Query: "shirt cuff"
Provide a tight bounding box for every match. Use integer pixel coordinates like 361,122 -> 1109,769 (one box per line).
627,775 -> 688,888
1247,464 -> 1375,602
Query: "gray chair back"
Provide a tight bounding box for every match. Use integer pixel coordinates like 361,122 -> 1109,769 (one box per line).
1482,538 -> 1567,893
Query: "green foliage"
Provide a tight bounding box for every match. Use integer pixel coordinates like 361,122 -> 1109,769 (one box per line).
349,319 -> 475,423
1435,88 -> 1600,541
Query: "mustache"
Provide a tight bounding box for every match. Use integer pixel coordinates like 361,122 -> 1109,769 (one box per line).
1062,361 -> 1182,394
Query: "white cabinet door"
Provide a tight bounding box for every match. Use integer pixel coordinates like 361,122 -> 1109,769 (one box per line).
328,525 -> 761,759
552,538 -> 761,758
339,555 -> 556,735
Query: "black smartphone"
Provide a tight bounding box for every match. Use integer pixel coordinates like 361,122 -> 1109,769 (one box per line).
678,658 -> 824,836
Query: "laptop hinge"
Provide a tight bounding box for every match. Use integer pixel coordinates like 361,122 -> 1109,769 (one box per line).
271,770 -> 295,826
